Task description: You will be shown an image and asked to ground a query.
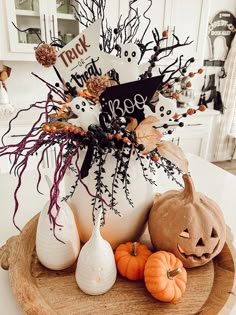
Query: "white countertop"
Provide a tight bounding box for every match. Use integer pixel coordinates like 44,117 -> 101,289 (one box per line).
0,153 -> 236,314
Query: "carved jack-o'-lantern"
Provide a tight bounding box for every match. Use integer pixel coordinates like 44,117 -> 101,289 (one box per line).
148,174 -> 226,268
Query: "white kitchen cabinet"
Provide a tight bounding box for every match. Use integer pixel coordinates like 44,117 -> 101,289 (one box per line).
120,0 -> 211,64
2,0 -> 211,63
168,0 -> 211,62
166,108 -> 220,161
3,0 -> 80,58
120,0 -> 170,47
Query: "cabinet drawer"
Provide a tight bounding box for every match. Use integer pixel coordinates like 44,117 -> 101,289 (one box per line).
177,122 -> 206,134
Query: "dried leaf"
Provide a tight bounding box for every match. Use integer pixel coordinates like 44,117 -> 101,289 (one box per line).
157,141 -> 189,173
127,117 -> 138,131
135,116 -> 163,155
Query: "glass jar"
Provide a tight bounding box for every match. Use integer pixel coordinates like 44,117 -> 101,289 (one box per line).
64,33 -> 74,44
57,0 -> 73,14
26,28 -> 41,44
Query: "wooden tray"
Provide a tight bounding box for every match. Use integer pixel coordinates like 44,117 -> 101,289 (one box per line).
0,214 -> 236,315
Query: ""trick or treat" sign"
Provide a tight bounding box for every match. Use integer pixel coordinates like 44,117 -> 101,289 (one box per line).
55,20 -> 112,91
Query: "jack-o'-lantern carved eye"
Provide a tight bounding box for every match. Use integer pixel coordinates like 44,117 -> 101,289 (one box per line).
211,228 -> 218,238
179,228 -> 190,238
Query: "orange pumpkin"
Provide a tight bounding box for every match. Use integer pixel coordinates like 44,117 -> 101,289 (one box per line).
114,242 -> 152,280
144,251 -> 187,302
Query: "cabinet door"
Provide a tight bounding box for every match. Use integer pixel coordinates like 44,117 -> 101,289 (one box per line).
5,0 -> 48,53
47,0 -> 80,45
119,0 -> 171,61
168,0 -> 210,62
4,0 -> 80,56
179,135 -> 208,159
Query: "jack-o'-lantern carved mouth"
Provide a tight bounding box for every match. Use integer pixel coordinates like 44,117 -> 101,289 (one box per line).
177,228 -> 220,261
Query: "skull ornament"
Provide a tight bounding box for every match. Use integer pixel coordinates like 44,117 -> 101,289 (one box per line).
148,174 -> 226,268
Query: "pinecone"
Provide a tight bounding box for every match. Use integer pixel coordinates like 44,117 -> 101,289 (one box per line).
35,44 -> 57,67
86,75 -> 111,97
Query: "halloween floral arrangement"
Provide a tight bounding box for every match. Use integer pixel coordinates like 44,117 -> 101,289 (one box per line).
0,0 -> 226,303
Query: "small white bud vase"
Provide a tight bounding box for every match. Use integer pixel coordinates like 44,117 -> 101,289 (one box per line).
75,210 -> 117,295
36,177 -> 80,270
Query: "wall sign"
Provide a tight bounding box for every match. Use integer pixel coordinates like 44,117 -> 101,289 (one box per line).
100,75 -> 163,122
208,11 -> 236,59
55,20 -> 112,91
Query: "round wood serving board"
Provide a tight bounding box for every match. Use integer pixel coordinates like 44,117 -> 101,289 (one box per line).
0,214 -> 236,315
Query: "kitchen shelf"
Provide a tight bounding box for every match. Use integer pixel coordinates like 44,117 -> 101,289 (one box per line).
15,9 -> 39,17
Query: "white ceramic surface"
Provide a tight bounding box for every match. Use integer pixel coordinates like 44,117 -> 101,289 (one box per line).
64,152 -> 156,249
75,210 -> 117,295
36,199 -> 80,270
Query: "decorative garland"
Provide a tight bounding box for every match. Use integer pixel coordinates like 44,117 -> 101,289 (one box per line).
0,0 -> 207,235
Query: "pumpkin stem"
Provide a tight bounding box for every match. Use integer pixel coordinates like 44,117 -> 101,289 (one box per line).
167,268 -> 182,280
131,242 -> 137,256
181,174 -> 198,203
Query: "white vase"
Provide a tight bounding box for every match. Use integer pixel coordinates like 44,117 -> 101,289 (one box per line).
36,177 -> 80,270
64,152 -> 156,249
75,210 -> 117,295
36,200 -> 80,270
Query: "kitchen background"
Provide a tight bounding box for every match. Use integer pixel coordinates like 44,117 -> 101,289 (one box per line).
0,0 -> 235,164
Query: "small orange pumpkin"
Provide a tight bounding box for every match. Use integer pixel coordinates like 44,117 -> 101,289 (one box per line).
144,251 -> 187,302
114,242 -> 152,280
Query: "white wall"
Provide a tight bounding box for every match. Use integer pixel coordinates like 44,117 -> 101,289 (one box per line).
1,0 -> 236,113
4,61 -> 57,108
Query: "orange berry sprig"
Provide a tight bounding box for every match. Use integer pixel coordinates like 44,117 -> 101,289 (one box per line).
151,154 -> 160,162
198,104 -> 207,112
160,67 -> 203,99
175,104 -> 207,121
42,122 -> 84,135
188,68 -> 204,78
162,30 -> 168,38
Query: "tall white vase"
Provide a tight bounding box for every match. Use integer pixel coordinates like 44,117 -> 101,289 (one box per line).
64,152 -> 156,249
36,177 -> 80,270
